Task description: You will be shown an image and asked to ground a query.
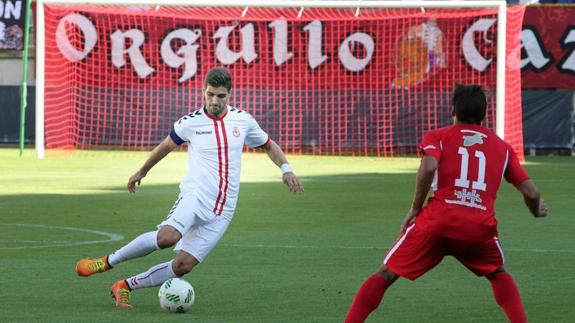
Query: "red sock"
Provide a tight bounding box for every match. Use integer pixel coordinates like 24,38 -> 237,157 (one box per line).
489,272 -> 527,323
345,274 -> 391,323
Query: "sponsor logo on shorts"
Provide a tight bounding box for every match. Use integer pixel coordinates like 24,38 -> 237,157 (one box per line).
195,130 -> 212,135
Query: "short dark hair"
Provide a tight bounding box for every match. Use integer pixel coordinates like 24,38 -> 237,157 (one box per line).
204,67 -> 232,92
451,84 -> 487,125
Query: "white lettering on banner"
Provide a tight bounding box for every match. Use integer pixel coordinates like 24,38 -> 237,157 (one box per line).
55,13 -> 97,62
161,28 -> 201,82
214,24 -> 258,65
303,20 -> 328,69
54,14 -> 528,81
268,20 -> 293,66
521,27 -> 552,70
0,0 -> 22,20
559,28 -> 575,73
462,18 -> 495,72
111,29 -> 154,78
339,32 -> 374,72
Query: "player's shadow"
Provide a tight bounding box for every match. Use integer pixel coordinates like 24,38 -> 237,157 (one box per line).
0,172 -> 416,321
0,167 -> 555,322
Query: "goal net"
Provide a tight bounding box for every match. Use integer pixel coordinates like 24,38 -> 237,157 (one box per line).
36,0 -> 525,158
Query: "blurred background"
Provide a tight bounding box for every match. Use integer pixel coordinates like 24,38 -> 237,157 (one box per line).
1,0 -> 573,156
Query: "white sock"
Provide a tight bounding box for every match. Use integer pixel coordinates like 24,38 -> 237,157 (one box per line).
108,231 -> 159,267
126,260 -> 176,290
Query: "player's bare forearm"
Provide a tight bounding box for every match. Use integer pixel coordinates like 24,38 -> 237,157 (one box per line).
411,155 -> 438,211
399,156 -> 436,231
260,139 -> 304,193
128,136 -> 178,193
518,180 -> 548,217
261,140 -> 288,168
139,136 -> 178,174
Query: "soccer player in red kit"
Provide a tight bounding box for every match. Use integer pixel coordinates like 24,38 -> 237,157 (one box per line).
344,84 -> 548,323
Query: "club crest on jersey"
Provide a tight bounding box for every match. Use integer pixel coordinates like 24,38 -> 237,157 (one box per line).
232,127 -> 240,138
461,130 -> 487,147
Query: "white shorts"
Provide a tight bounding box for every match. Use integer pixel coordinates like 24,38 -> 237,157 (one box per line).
158,193 -> 231,263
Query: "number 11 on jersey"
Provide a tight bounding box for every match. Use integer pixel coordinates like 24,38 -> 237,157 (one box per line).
455,147 -> 487,191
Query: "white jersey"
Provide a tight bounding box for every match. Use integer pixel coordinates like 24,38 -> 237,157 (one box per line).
170,105 -> 269,219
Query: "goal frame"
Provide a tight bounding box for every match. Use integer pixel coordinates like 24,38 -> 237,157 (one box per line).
35,0 -> 508,159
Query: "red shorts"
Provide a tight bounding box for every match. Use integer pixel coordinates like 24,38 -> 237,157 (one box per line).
383,223 -> 505,280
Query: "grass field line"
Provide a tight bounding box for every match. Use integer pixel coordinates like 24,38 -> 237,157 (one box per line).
1,223 -> 572,254
0,223 -> 124,250
0,240 -> 77,244
221,243 -> 575,254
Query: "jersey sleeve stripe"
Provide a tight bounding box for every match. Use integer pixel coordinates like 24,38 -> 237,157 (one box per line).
170,129 -> 185,145
254,137 -> 270,149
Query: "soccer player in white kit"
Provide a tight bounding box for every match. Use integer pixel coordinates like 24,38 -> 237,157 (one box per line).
75,67 -> 304,308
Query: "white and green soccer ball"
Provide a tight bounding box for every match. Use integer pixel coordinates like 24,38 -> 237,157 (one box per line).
158,278 -> 195,313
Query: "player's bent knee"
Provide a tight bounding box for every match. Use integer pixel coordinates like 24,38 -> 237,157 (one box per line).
376,265 -> 399,284
172,256 -> 199,276
486,266 -> 507,280
156,227 -> 182,248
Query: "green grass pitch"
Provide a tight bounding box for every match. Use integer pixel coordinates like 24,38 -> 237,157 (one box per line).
1,148 -> 574,322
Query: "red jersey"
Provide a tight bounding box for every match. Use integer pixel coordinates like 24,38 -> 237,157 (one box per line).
416,124 -> 529,241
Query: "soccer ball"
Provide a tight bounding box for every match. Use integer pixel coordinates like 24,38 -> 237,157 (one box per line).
158,278 -> 195,313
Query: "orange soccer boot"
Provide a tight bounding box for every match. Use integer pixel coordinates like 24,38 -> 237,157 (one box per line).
110,279 -> 133,308
75,257 -> 111,277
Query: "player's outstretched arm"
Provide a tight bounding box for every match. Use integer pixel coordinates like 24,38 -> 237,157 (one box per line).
517,179 -> 548,217
401,155 -> 438,231
128,136 -> 179,193
259,139 -> 304,193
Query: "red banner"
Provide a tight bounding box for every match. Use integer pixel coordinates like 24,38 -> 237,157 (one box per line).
45,6 -> 503,90
521,6 -> 575,89
42,5 -> 524,158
